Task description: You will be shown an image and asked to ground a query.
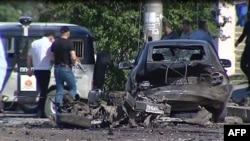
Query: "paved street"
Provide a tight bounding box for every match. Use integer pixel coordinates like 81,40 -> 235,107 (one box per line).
0,117 -> 224,141
0,84 -> 248,141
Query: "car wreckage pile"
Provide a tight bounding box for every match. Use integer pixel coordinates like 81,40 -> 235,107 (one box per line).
54,90 -> 172,128
53,40 -> 234,128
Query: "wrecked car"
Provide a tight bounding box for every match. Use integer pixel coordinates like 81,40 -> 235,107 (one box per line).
54,40 -> 233,128
118,39 -> 234,123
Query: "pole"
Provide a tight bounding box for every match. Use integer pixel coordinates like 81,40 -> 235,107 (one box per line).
248,0 -> 250,20
144,0 -> 163,42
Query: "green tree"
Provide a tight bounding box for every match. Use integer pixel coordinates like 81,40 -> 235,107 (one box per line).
163,1 -> 231,39
0,3 -> 20,22
37,0 -> 231,91
39,1 -> 143,91
0,1 -> 44,22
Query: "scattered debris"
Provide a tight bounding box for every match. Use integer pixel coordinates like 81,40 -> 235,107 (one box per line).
159,131 -> 164,135
224,116 -> 243,124
25,130 -> 30,135
49,78 -> 250,128
9,130 -> 15,134
183,108 -> 212,126
108,128 -> 114,135
226,105 -> 250,123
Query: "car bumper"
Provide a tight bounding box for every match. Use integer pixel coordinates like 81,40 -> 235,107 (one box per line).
142,84 -> 233,111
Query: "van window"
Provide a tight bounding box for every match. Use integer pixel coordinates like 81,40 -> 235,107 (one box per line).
1,38 -> 14,53
72,39 -> 84,59
16,37 -> 38,59
14,37 -> 84,60
3,37 -> 84,60
1,38 -> 15,58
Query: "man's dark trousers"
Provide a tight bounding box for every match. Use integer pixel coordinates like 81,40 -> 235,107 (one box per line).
34,70 -> 51,117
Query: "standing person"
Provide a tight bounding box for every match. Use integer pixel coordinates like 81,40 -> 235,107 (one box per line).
180,20 -> 193,39
189,20 -> 216,52
27,31 -> 55,118
161,21 -> 179,40
50,26 -> 79,112
235,12 -> 250,90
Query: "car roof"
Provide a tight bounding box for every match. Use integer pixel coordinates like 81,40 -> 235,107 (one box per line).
0,22 -> 93,38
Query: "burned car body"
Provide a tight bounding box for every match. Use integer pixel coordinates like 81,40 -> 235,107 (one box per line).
119,40 -> 233,122
53,40 -> 233,128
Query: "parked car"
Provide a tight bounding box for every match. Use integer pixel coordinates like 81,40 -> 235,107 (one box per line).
118,39 -> 234,122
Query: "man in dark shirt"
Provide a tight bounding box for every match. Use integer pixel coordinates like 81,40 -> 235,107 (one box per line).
180,20 -> 193,39
189,20 -> 216,52
50,26 -> 79,110
160,21 -> 179,40
235,12 -> 250,90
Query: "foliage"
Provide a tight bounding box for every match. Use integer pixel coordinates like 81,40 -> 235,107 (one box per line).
162,1 -> 231,39
1,0 -> 233,91
0,1 -> 42,22
39,1 -> 143,91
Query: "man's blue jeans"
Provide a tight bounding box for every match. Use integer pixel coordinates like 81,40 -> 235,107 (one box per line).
54,65 -> 77,107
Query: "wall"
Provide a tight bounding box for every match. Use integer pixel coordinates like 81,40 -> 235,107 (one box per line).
217,2 -> 236,76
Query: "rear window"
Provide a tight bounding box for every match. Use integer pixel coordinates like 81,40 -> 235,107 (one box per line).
151,45 -> 205,62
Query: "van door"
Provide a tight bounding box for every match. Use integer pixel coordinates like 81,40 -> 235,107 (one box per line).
71,39 -> 94,99
15,37 -> 39,104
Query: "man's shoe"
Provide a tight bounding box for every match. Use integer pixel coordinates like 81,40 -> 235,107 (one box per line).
74,94 -> 80,101
57,106 -> 68,113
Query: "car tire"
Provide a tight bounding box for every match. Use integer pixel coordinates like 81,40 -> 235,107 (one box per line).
212,106 -> 227,123
93,51 -> 110,89
19,104 -> 38,114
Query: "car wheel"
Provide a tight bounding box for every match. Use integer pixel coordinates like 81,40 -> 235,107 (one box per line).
19,104 -> 38,114
212,106 -> 227,123
93,51 -> 110,89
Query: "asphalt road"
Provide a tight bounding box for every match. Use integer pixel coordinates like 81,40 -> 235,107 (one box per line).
0,84 -> 249,141
0,117 -> 224,141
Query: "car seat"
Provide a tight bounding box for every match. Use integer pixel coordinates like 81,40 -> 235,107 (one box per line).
190,53 -> 203,60
152,53 -> 164,61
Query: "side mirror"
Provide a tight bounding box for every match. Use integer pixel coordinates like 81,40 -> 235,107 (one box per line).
220,59 -> 231,68
118,60 -> 133,69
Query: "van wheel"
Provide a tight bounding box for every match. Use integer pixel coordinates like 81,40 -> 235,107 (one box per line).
3,102 -> 18,111
44,90 -> 57,118
19,104 -> 38,114
93,51 -> 110,89
44,90 -> 69,118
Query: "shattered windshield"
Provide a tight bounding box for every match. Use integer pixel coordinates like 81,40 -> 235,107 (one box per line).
151,45 -> 205,62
